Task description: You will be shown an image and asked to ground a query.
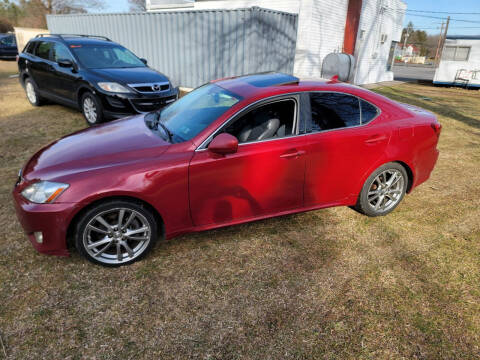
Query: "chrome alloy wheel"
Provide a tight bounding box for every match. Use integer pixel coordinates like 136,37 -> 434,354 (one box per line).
367,169 -> 405,213
83,97 -> 97,124
83,208 -> 152,265
26,81 -> 37,104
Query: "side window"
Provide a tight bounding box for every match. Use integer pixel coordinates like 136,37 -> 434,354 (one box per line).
34,41 -> 53,60
51,43 -> 73,62
224,99 -> 296,143
310,93 -> 360,131
24,41 -> 36,54
360,100 -> 378,124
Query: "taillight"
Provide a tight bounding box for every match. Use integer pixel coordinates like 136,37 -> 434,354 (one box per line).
15,55 -> 19,62
431,122 -> 442,137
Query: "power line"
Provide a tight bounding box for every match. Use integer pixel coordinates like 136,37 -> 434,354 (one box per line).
407,9 -> 480,15
384,7 -> 480,23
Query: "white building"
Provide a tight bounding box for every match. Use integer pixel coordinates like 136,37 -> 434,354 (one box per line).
147,0 -> 406,85
434,35 -> 480,88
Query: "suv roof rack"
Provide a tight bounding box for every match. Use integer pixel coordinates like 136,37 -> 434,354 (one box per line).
35,34 -> 112,41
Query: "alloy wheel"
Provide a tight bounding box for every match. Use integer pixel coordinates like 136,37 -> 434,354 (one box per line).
82,208 -> 152,265
83,97 -> 97,124
26,82 -> 36,104
367,169 -> 405,213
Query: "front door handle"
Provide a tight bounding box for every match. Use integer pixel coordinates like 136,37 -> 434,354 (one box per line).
365,134 -> 387,144
280,150 -> 305,159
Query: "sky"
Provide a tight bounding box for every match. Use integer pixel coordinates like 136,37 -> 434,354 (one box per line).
99,0 -> 480,36
402,0 -> 480,35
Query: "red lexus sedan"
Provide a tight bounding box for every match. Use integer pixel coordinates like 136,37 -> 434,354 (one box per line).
13,73 -> 441,266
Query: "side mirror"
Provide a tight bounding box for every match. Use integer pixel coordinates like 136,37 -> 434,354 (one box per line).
58,59 -> 73,68
208,133 -> 238,155
140,58 -> 148,65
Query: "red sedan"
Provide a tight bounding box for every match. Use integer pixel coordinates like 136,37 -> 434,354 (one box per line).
12,73 -> 441,266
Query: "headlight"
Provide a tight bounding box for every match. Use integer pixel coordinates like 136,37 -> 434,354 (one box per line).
21,181 -> 69,204
97,82 -> 131,93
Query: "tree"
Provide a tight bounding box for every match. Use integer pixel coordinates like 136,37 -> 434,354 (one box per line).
0,17 -> 13,32
128,0 -> 146,12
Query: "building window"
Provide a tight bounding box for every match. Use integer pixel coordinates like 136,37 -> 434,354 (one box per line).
443,46 -> 470,61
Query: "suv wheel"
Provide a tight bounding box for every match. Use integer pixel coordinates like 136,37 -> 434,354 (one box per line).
24,78 -> 43,106
81,92 -> 104,126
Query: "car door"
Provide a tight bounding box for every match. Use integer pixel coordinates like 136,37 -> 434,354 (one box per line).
49,42 -> 79,102
189,96 -> 307,226
303,92 -> 391,206
29,41 -> 55,92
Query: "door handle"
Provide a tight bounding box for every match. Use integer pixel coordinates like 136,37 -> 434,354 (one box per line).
365,135 -> 387,144
280,150 -> 305,159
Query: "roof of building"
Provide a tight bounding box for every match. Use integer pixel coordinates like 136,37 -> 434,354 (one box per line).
446,35 -> 480,40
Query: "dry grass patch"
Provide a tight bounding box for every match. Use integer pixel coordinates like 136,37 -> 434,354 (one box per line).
0,69 -> 479,359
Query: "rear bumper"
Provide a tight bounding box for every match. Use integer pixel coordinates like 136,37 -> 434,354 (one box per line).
12,189 -> 82,257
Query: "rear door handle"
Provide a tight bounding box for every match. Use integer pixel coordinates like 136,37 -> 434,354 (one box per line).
365,134 -> 387,144
280,150 -> 305,159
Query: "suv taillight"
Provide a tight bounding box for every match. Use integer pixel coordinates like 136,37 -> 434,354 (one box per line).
15,55 -> 19,62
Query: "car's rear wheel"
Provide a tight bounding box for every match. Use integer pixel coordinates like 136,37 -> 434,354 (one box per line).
355,162 -> 408,217
81,92 -> 104,126
75,200 -> 158,267
24,78 -> 43,106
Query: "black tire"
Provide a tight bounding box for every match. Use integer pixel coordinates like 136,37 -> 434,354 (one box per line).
75,200 -> 158,267
354,162 -> 408,217
81,92 -> 104,126
24,78 -> 43,106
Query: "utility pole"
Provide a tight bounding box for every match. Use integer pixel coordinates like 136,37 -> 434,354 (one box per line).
437,16 -> 450,66
434,22 -> 445,66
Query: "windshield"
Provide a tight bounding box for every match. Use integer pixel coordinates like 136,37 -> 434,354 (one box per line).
70,44 -> 145,69
153,83 -> 242,142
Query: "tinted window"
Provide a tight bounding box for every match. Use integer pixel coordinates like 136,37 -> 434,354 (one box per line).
360,100 -> 378,124
52,43 -> 73,62
224,99 -> 295,143
0,35 -> 15,46
34,41 -> 53,60
310,93 -> 360,131
70,44 -> 145,69
24,41 -> 36,54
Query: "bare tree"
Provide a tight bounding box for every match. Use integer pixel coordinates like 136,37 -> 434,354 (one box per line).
128,0 -> 146,12
17,0 -> 104,28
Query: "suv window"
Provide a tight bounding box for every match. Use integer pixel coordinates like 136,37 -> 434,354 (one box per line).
51,43 -> 73,62
310,92 -> 360,131
24,41 -> 36,54
34,41 -> 53,60
0,35 -> 15,46
224,99 -> 296,143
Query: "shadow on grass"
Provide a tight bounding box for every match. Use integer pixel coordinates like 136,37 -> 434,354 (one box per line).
375,85 -> 480,130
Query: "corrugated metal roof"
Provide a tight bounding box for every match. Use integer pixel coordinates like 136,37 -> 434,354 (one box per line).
47,7 -> 298,88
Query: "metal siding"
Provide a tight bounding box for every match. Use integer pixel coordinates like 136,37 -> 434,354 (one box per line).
47,8 -> 297,88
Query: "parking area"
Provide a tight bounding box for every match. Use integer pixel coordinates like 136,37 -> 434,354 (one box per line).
392,64 -> 437,82
0,61 -> 479,359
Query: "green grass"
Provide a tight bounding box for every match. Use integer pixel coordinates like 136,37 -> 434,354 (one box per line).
0,69 -> 479,359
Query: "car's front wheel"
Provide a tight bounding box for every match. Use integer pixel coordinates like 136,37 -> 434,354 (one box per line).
24,78 -> 43,106
75,200 -> 158,266
355,162 -> 408,217
81,92 -> 104,126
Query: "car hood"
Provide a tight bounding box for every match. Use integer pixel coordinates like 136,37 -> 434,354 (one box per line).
90,67 -> 169,84
23,115 -> 170,181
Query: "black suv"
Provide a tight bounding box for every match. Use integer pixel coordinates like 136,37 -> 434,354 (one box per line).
18,34 -> 178,125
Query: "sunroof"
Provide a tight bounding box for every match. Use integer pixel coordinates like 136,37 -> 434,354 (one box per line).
241,73 -> 299,87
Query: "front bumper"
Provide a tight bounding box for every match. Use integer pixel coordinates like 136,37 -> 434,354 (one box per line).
98,87 -> 179,119
12,189 -> 82,257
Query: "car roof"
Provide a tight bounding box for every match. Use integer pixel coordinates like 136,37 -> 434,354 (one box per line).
31,35 -> 114,46
212,72 -> 371,100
